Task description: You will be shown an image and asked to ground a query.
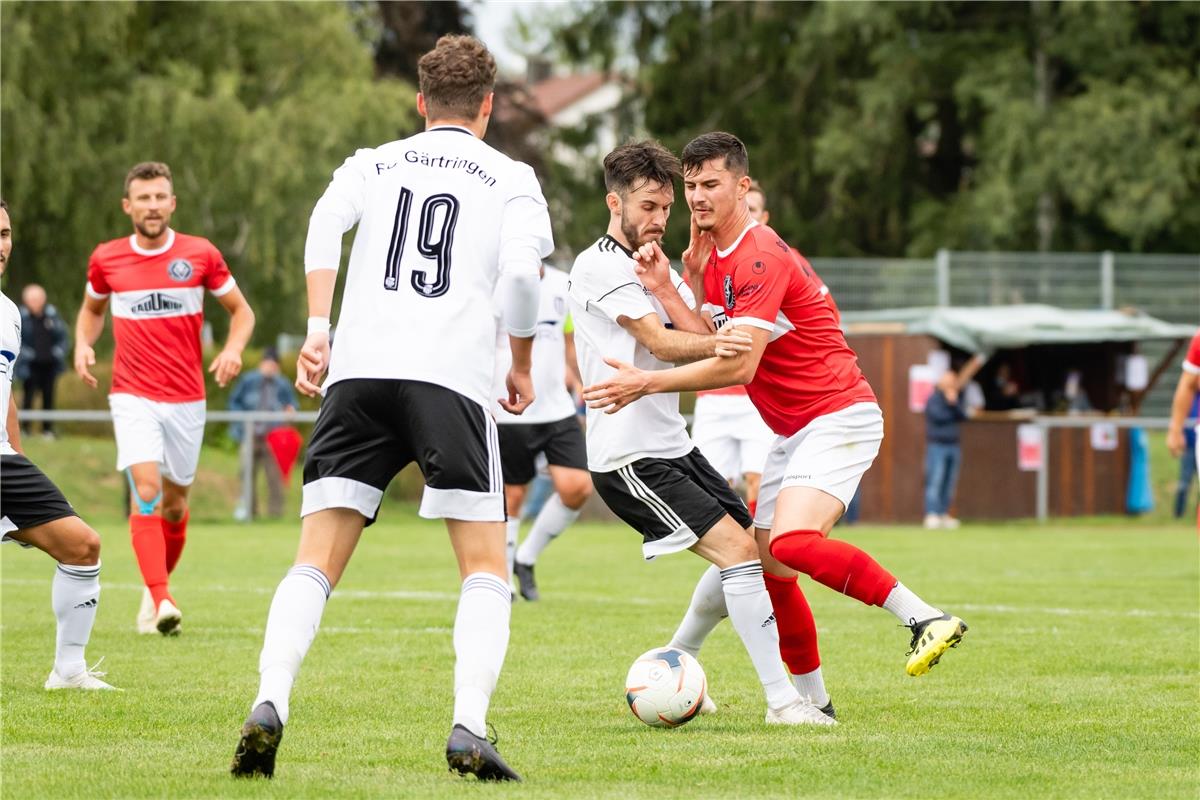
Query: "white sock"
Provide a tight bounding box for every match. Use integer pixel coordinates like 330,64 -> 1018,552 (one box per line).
515,494 -> 579,566
882,581 -> 942,625
792,667 -> 830,708
253,564 -> 331,725
452,572 -> 512,738
52,563 -> 100,678
667,565 -> 726,657
720,561 -> 799,710
505,519 -> 520,583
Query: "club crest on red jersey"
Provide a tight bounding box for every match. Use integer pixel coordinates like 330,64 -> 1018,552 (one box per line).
167,259 -> 194,281
723,275 -> 736,309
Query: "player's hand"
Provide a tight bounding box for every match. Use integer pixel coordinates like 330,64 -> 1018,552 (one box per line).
501,368 -> 536,415
1166,427 -> 1186,458
681,216 -> 715,279
633,241 -> 673,294
74,345 -> 98,389
296,332 -> 330,397
582,358 -> 650,414
714,325 -> 753,358
208,348 -> 243,388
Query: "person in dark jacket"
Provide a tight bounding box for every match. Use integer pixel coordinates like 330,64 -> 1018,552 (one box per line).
18,284 -> 69,437
924,354 -> 986,529
228,348 -> 297,518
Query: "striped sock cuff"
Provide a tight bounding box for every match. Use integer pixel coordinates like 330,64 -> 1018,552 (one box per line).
719,560 -> 764,581
719,560 -> 765,595
56,563 -> 101,580
461,572 -> 512,605
288,564 -> 332,599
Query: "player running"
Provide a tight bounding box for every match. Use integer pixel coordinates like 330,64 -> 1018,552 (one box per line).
230,36 -> 552,782
584,134 -> 968,712
1,200 -> 117,691
74,161 -> 255,637
493,265 -> 593,601
569,140 -> 834,726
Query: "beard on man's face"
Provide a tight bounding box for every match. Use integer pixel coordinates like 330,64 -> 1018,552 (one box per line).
621,211 -> 664,250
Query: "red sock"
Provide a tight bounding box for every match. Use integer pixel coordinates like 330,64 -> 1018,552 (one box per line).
769,529 -> 897,607
764,572 -> 821,674
131,514 -> 172,606
747,500 -> 758,520
163,510 -> 189,574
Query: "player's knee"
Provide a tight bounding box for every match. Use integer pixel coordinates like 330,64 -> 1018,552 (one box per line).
162,499 -> 188,523
558,475 -> 593,509
133,480 -> 161,506
61,524 -> 101,566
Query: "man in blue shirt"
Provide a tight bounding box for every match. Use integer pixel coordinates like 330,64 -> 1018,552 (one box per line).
229,348 -> 297,518
924,354 -> 986,529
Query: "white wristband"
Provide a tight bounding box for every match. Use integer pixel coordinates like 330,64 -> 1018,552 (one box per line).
307,317 -> 331,335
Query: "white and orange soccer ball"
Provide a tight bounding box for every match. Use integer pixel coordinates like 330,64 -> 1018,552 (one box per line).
624,647 -> 707,728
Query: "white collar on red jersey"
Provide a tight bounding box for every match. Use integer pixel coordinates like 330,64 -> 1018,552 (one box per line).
129,228 -> 176,256
716,220 -> 758,259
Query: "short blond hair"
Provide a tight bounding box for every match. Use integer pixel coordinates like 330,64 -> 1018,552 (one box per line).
417,35 -> 497,121
124,162 -> 173,195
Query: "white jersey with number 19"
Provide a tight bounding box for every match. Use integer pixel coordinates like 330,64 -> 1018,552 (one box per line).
305,125 -> 554,407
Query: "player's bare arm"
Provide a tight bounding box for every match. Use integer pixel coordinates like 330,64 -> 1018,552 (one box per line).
501,333 -> 536,415
584,325 -> 770,413
1166,369 -> 1198,457
564,331 -> 583,396
618,313 -> 751,365
208,286 -> 255,388
73,294 -> 109,389
632,240 -> 712,335
296,268 -> 335,397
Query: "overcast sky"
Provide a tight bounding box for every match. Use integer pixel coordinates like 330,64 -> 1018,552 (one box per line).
471,1 -> 560,75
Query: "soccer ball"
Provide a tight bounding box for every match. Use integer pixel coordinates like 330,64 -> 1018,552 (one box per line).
624,647 -> 707,728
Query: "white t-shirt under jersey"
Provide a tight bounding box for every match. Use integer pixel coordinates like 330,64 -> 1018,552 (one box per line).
0,291 -> 21,455
568,235 -> 695,472
492,266 -> 577,425
305,125 -> 554,408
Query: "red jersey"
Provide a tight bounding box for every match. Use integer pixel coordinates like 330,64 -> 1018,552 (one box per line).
702,222 -> 874,436
86,229 -> 235,402
1184,330 -> 1200,376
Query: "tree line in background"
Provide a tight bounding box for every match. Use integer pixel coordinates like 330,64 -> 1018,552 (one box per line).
2,1 -> 1197,348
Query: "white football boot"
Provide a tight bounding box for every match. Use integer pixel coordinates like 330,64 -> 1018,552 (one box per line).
766,698 -> 838,726
45,658 -> 119,690
155,598 -> 182,636
136,587 -> 157,634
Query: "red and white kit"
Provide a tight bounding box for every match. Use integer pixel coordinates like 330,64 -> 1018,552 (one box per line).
702,222 -> 877,525
87,229 -> 235,484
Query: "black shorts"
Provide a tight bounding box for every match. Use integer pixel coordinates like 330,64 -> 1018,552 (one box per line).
591,448 -> 752,561
497,416 -> 588,486
1,454 -> 77,543
302,379 -> 504,525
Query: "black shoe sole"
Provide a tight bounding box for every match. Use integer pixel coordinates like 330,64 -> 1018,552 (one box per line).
231,720 -> 281,778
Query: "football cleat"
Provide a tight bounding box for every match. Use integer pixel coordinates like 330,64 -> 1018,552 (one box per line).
45,657 -> 119,691
699,693 -> 718,715
136,588 -> 157,634
231,701 -> 283,778
155,599 -> 182,636
765,698 -> 837,726
513,562 -> 539,601
906,614 -> 968,676
446,724 -> 521,781
818,699 -> 836,720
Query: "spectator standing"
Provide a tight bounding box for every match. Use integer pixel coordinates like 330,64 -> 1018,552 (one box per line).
17,284 -> 68,437
924,354 -> 986,530
228,348 -> 297,519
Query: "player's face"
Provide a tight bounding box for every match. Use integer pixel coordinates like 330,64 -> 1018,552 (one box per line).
619,180 -> 674,248
684,158 -> 744,232
0,208 -> 11,277
122,177 -> 176,240
746,190 -> 770,225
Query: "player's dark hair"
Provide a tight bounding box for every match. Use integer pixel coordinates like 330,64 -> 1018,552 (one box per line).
603,140 -> 682,197
681,132 -> 749,178
418,35 -> 497,122
0,199 -> 7,211
124,162 -> 173,195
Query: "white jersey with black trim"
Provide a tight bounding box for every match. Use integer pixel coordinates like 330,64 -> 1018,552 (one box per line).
492,266 -> 576,424
307,125 -> 554,407
568,235 -> 695,472
0,291 -> 20,455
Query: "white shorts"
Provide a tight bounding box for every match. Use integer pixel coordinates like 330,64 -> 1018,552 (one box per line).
109,393 -> 206,486
690,393 -> 775,481
754,402 -> 883,530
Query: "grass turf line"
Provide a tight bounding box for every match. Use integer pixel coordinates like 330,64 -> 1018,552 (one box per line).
2,518 -> 1197,799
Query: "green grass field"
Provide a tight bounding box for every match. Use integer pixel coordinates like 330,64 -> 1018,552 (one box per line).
2,508 -> 1197,799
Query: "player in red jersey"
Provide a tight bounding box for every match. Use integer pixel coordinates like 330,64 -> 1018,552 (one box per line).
73,161 -> 255,636
1167,329 -> 1200,525
585,134 -> 967,707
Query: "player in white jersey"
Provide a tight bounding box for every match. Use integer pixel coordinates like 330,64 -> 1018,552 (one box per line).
568,142 -> 833,726
0,200 -> 117,691
231,36 -> 551,782
491,265 -> 592,601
